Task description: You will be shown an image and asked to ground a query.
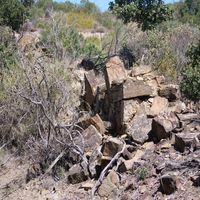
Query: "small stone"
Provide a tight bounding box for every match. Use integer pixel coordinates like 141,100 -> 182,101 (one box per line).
98,170 -> 120,198
149,96 -> 169,117
83,125 -> 102,154
89,114 -> 106,135
160,174 -> 177,195
127,114 -> 152,144
175,132 -> 200,153
123,99 -> 141,123
80,181 -> 95,190
88,146 -> 102,178
158,85 -> 180,101
118,143 -> 154,172
101,137 -> 123,157
151,112 -> 180,143
67,162 -> 89,184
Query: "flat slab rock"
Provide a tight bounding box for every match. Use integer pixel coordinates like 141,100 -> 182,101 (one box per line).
131,65 -> 152,76
82,125 -> 102,154
123,79 -> 153,99
84,70 -> 98,106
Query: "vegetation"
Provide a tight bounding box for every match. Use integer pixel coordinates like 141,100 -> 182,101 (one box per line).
1,0 -> 200,185
181,41 -> 200,100
0,0 -> 26,31
109,0 -> 171,31
174,0 -> 200,26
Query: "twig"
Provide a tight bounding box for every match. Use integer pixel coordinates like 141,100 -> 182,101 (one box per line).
91,140 -> 126,197
43,149 -> 66,176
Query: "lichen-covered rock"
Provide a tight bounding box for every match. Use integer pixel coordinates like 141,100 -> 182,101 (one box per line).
127,114 -> 152,144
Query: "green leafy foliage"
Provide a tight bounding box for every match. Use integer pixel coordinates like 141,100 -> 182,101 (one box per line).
135,167 -> 148,180
109,0 -> 171,31
174,0 -> 200,26
0,26 -> 17,71
181,41 -> 200,100
0,0 -> 26,31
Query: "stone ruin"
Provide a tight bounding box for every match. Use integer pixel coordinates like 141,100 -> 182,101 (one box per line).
67,56 -> 200,198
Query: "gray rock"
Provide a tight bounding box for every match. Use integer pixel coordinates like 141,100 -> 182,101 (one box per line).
123,79 -> 153,99
149,96 -> 169,117
88,146 -> 103,178
127,114 -> 152,144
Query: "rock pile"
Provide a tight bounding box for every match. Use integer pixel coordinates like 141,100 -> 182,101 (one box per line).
71,56 -> 200,198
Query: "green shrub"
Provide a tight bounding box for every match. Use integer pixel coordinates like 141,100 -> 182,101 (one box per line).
0,0 -> 26,31
95,12 -> 114,30
67,11 -> 94,30
181,41 -> 200,100
135,167 -> 148,180
0,26 -> 17,69
137,21 -> 200,81
109,0 -> 172,31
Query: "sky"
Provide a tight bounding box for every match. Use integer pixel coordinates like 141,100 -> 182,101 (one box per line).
57,0 -> 178,11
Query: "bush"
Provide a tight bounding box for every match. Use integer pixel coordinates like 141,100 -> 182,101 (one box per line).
146,22 -> 200,81
0,26 -> 17,90
67,11 -> 94,29
109,0 -> 172,31
181,41 -> 200,100
0,0 -> 26,31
